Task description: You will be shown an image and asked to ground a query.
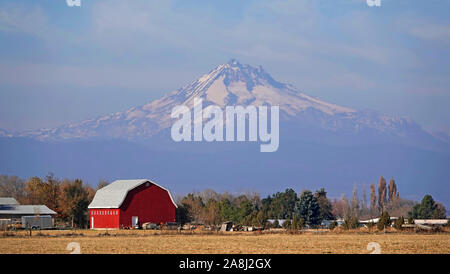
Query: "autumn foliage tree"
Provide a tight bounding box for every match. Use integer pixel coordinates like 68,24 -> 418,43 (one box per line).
388,177 -> 398,203
59,179 -> 91,228
378,176 -> 387,211
370,183 -> 377,213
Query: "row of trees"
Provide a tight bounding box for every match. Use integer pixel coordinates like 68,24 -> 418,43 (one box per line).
0,174 -> 109,228
177,188 -> 334,228
1,174 -> 447,229
409,194 -> 447,219
331,176 -> 419,220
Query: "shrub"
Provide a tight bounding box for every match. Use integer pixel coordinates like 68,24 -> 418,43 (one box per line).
394,216 -> 405,230
343,216 -> 359,230
377,211 -> 391,231
282,219 -> 291,230
273,219 -> 280,228
328,221 -> 338,230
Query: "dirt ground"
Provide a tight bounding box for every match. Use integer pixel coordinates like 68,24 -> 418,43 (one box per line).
1,229 -> 449,254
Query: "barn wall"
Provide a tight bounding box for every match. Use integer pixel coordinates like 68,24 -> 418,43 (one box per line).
119,183 -> 176,227
90,209 -> 120,228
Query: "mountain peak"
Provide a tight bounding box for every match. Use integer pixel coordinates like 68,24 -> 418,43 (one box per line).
19,60 -> 432,143
227,58 -> 240,66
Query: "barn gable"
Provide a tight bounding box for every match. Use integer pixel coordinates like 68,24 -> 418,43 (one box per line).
88,179 -> 177,209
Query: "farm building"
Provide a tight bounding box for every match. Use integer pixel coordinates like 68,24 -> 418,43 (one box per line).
0,197 -> 56,220
0,197 -> 57,229
88,179 -> 177,229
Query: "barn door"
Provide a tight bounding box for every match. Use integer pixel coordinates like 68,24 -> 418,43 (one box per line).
91,217 -> 94,229
132,216 -> 138,227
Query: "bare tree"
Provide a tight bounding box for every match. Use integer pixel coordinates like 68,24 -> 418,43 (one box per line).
0,175 -> 27,203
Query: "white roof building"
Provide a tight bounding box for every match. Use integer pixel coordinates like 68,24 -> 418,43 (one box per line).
413,219 -> 448,225
88,179 -> 177,209
0,205 -> 56,215
0,197 -> 56,218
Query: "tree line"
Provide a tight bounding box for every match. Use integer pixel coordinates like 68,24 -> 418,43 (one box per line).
176,176 -> 447,228
1,174 -> 447,229
0,174 -> 109,228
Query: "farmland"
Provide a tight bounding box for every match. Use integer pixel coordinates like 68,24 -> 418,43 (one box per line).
1,230 -> 449,254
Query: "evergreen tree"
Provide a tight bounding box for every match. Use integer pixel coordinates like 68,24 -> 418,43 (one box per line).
394,216 -> 404,230
408,195 -> 444,219
377,211 -> 391,231
314,188 -> 334,221
295,190 -> 321,227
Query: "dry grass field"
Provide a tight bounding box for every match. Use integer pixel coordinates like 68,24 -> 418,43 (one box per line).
1,229 -> 449,254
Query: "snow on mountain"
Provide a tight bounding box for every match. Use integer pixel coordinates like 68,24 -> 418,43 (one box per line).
18,59 -> 427,143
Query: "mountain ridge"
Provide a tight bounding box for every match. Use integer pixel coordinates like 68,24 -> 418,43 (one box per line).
15,59 -> 437,150
1,60 -> 449,206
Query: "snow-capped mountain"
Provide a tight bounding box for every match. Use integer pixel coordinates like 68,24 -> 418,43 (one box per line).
4,60 -> 449,206
18,59 -> 430,145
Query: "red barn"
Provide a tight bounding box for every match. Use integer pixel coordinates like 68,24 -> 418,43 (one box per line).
88,179 -> 177,229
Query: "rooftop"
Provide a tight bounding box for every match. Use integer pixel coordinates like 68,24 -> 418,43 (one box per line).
88,179 -> 177,209
0,204 -> 56,215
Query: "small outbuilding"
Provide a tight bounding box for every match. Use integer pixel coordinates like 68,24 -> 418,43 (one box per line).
88,179 -> 177,229
0,197 -> 56,220
0,197 -> 57,229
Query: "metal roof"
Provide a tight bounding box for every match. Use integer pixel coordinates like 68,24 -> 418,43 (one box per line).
0,197 -> 19,205
414,219 -> 448,225
88,179 -> 177,209
0,205 -> 56,215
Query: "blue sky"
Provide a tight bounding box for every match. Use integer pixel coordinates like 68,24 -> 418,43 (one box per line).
0,0 -> 449,135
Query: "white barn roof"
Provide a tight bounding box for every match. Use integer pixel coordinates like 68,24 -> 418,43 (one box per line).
0,197 -> 19,205
88,179 -> 177,209
0,205 -> 56,215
